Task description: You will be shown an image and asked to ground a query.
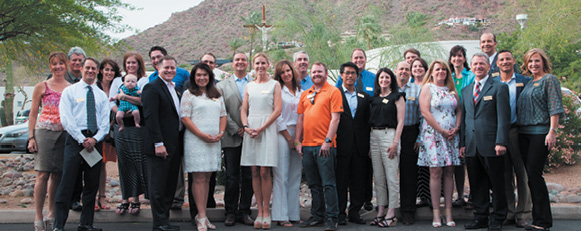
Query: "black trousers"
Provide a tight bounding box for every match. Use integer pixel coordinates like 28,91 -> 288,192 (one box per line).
223,145 -> 253,217
466,152 -> 507,223
336,151 -> 369,219
54,134 -> 102,229
519,133 -> 552,228
147,149 -> 183,227
399,125 -> 420,218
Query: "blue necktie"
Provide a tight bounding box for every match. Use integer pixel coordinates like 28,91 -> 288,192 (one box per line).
87,86 -> 97,133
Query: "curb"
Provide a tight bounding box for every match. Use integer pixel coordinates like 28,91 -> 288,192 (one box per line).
1,205 -> 579,224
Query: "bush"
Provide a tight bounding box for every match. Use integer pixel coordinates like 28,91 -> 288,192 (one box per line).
547,91 -> 581,169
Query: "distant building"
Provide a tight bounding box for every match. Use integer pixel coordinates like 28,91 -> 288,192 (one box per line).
438,17 -> 490,26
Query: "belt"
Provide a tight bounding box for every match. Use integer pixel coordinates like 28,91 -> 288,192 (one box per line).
510,123 -> 518,128
81,129 -> 98,137
371,127 -> 389,130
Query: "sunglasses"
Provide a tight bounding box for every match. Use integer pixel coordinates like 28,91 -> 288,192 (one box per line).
310,91 -> 317,105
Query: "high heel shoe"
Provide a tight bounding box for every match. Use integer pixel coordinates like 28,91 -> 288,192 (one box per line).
34,220 -> 46,231
432,209 -> 442,228
444,208 -> 456,226
262,216 -> 271,230
254,216 -> 263,229
43,217 -> 55,231
195,215 -> 207,231
201,217 -> 216,230
378,216 -> 397,228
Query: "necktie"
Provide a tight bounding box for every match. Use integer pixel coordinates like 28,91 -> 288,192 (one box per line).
473,81 -> 481,105
86,86 -> 97,133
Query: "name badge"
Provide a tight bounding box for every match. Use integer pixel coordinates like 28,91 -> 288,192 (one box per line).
307,94 -> 314,99
516,82 -> 524,87
366,87 -> 373,92
492,72 -> 500,77
533,83 -> 540,87
382,99 -> 389,104
262,90 -> 270,94
408,96 -> 416,101
76,97 -> 85,103
483,96 -> 493,101
357,93 -> 364,98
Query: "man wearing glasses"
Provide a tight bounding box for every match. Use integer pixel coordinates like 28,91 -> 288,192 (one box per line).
296,62 -> 343,231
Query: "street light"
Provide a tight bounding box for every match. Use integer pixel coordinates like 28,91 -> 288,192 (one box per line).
516,14 -> 528,29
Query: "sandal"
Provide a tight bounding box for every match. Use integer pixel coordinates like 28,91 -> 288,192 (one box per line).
195,215 -> 207,231
115,202 -> 129,215
34,220 -> 46,231
370,216 -> 384,226
202,216 -> 216,230
43,217 -> 54,231
129,202 -> 141,215
277,221 -> 293,227
378,216 -> 397,228
96,195 -> 110,211
262,216 -> 271,230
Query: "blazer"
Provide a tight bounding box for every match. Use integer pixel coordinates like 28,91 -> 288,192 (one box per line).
460,77 -> 510,157
336,87 -> 371,157
216,75 -> 254,148
491,73 -> 531,102
142,77 -> 182,156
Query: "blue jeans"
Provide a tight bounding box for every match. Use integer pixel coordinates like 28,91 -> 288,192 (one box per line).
302,146 -> 339,221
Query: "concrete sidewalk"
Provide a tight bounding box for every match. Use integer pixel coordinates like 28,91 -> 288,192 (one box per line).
1,206 -> 580,224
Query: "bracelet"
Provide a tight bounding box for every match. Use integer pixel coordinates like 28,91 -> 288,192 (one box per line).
219,131 -> 224,134
550,127 -> 558,133
295,142 -> 301,146
242,125 -> 249,128
28,136 -> 35,141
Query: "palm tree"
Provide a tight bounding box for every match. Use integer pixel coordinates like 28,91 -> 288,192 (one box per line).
228,38 -> 245,59
240,11 -> 262,70
357,15 -> 382,50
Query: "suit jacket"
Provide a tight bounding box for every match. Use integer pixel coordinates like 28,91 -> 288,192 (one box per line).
491,73 -> 531,102
216,75 -> 254,148
336,87 -> 370,157
460,77 -> 510,157
142,77 -> 182,156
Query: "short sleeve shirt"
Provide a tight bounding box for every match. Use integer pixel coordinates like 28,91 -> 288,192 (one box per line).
297,82 -> 343,147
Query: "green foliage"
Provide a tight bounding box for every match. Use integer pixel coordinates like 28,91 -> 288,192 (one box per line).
357,15 -> 382,50
266,49 -> 291,64
240,11 -> 262,69
228,38 -> 245,58
548,92 -> 581,170
405,12 -> 429,28
497,0 -> 581,92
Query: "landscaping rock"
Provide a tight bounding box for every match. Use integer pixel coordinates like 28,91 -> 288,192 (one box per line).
546,182 -> 565,192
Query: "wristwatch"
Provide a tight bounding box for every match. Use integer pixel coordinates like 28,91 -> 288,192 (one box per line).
324,138 -> 332,143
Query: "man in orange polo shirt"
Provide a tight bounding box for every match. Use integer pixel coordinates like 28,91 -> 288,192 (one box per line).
295,62 -> 343,231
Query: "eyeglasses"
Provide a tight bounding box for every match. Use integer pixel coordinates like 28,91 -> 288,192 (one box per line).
342,71 -> 357,76
310,91 -> 317,105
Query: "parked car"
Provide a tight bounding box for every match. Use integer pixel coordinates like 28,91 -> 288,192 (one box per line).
562,87 -> 581,117
0,121 -> 29,153
14,109 -> 30,124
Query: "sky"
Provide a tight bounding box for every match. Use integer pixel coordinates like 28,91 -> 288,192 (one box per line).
107,0 -> 204,40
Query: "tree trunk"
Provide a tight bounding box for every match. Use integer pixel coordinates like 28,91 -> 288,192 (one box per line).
248,38 -> 254,71
3,60 -> 15,126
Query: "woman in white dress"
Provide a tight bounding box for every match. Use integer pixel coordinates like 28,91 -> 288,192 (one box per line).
180,63 -> 226,231
271,60 -> 303,227
240,53 -> 282,229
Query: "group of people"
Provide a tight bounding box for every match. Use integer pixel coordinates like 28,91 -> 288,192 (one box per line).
28,31 -> 561,231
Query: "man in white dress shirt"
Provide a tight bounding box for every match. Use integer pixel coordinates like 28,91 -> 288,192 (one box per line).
54,57 -> 111,231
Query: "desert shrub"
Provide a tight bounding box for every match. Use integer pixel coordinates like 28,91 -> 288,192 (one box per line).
547,91 -> 581,169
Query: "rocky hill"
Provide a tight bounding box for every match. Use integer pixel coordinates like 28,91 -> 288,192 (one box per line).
121,0 -> 520,63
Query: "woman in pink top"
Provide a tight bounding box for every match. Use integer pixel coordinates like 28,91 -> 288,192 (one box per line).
28,52 -> 71,231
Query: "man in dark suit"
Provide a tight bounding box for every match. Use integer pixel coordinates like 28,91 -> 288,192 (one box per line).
335,62 -> 370,225
492,50 -> 532,228
460,52 -> 510,231
480,33 -> 519,77
142,56 -> 183,231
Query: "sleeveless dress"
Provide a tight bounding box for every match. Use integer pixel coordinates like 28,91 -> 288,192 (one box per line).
34,82 -> 67,172
181,91 -> 226,172
241,79 -> 278,167
417,84 -> 460,167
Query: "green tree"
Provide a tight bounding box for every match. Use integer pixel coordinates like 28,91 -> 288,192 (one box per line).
357,15 -> 382,50
0,0 -> 134,125
228,38 -> 245,59
240,11 -> 262,70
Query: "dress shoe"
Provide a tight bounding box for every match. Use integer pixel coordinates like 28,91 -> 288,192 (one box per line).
170,204 -> 182,210
224,214 -> 236,226
237,213 -> 254,226
77,225 -> 103,231
401,216 -> 415,226
526,225 -> 551,231
465,200 -> 474,210
71,201 -> 83,211
488,221 -> 502,231
452,198 -> 466,207
503,218 -> 516,226
337,217 -> 347,226
53,229 -> 64,231
516,219 -> 528,228
348,216 -> 366,225
464,219 -> 488,229
152,224 -> 178,231
363,201 -> 373,211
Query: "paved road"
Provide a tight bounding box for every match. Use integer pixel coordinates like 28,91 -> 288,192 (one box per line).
1,220 -> 579,231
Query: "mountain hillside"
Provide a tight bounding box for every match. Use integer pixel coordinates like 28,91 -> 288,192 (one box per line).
121,0 -> 519,63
